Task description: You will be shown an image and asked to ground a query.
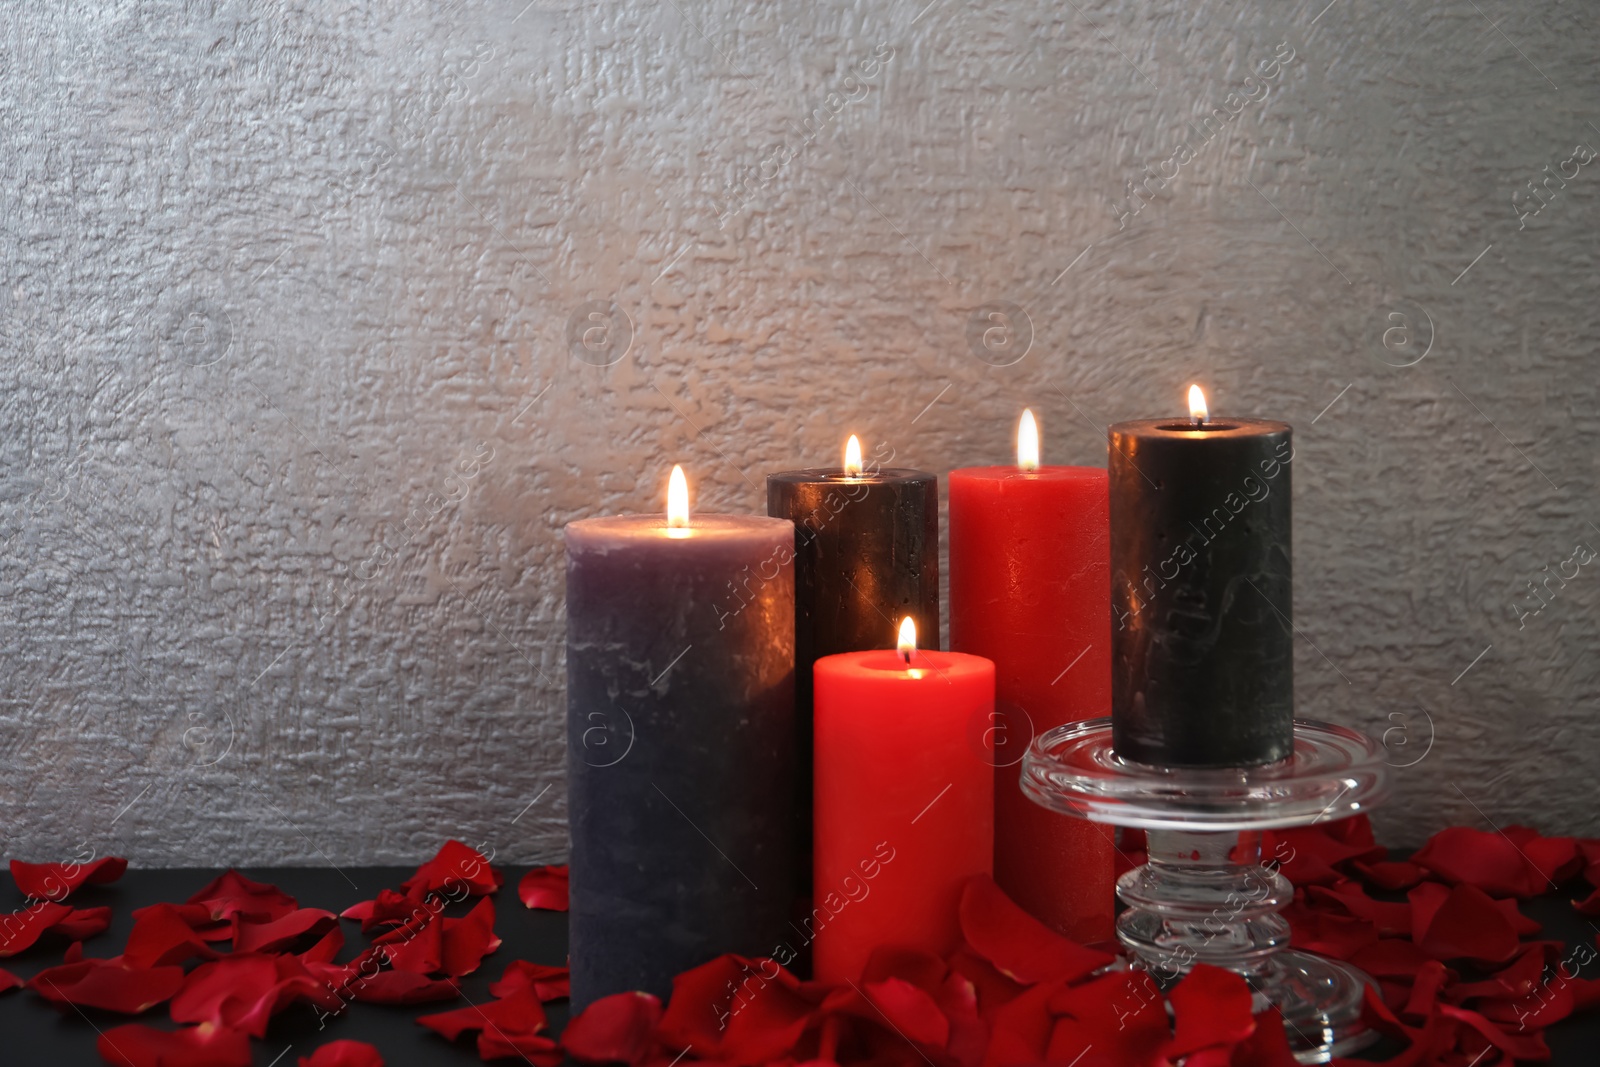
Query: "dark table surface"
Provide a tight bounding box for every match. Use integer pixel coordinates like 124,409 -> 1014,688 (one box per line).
2,867 -> 1595,1064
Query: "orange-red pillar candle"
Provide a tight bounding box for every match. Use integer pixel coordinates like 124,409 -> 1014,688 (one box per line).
811,620 -> 994,983
948,410 -> 1115,943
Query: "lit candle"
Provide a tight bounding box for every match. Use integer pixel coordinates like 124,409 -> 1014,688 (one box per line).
811,618 -> 994,982
767,437 -> 940,889
1109,386 -> 1295,767
948,410 -> 1115,942
564,466 -> 798,1008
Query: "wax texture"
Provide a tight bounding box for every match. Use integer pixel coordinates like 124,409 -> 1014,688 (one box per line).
948,465 -> 1115,942
811,649 -> 994,984
565,515 -> 796,1008
1108,419 -> 1294,767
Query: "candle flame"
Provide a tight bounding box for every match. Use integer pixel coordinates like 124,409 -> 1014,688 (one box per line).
1017,409 -> 1040,471
897,616 -> 917,664
667,464 -> 690,528
1188,384 -> 1209,425
844,434 -> 863,475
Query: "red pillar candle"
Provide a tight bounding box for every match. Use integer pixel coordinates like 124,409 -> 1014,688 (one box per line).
948,410 -> 1115,943
811,619 -> 994,983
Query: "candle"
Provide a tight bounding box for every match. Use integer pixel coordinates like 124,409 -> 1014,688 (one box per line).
811,618 -> 994,983
767,437 -> 940,887
1108,386 -> 1294,767
948,410 -> 1115,942
565,466 -> 797,1008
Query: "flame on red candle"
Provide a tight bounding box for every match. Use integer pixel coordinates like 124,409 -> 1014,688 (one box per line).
1188,385 -> 1209,425
667,464 -> 690,530
1017,409 -> 1040,472
844,435 -> 863,475
897,616 -> 917,665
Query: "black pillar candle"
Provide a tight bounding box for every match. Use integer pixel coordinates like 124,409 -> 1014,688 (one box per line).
565,470 -> 797,1010
1108,394 -> 1294,767
767,437 -> 940,888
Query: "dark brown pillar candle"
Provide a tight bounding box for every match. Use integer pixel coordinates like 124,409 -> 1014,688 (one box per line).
1108,389 -> 1294,767
767,436 -> 940,888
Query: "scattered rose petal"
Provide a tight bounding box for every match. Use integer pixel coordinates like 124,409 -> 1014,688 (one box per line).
53,905 -> 112,942
29,957 -> 185,1014
348,968 -> 459,1004
341,886 -> 427,932
298,1041 -> 385,1067
124,904 -> 221,968
441,896 -> 501,977
10,856 -> 128,901
958,874 -> 1113,985
1165,963 -> 1255,1057
377,908 -> 442,975
0,966 -> 21,993
1352,858 -> 1427,891
1410,882 -> 1521,963
563,990 -> 663,1064
518,865 -> 570,911
490,960 -> 570,1002
233,907 -> 338,954
186,871 -> 298,927
171,952 -> 341,1038
0,902 -> 74,957
401,840 -> 501,899
97,1021 -> 252,1067
863,977 -> 948,1049
1412,826 -> 1570,899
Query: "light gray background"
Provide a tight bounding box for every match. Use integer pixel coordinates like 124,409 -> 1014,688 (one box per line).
1,0 -> 1595,866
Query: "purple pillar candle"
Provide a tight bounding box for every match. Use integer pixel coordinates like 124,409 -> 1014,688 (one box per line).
564,466 -> 797,1009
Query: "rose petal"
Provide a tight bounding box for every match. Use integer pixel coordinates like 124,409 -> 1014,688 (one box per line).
298,1041 -> 385,1067
1412,826 -> 1566,899
186,870 -> 298,926
946,947 -> 1023,1019
937,971 -> 988,1067
418,985 -> 548,1042
341,886 -> 427,932
234,908 -> 338,954
53,905 -> 112,942
401,840 -> 501,899
957,875 -> 1113,985
477,1030 -> 564,1065
171,953 -> 339,1038
657,955 -> 747,1052
29,957 -> 185,1014
563,990 -> 664,1064
124,904 -> 222,968
10,856 -> 127,902
1046,969 -> 1168,1067
349,968 -> 459,1004
982,979 -> 1059,1067
97,1021 -> 253,1067
441,896 -> 501,977
863,977 -> 949,1049
1410,882 -> 1521,963
1282,900 -> 1378,961
518,866 -> 570,911
1347,938 -> 1440,980
0,902 -> 74,957
1165,963 -> 1255,1057
1305,882 -> 1412,936
0,966 -> 21,994
1229,1009 -> 1301,1067
490,960 -> 570,1002
1438,1002 -> 1551,1060
1351,859 -> 1427,891
1262,818 -> 1383,886
379,909 -> 442,975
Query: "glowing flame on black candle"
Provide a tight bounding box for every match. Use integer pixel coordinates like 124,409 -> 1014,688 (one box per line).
667,464 -> 690,531
1188,385 -> 1209,426
897,616 -> 917,665
844,434 -> 863,475
1017,409 -> 1040,472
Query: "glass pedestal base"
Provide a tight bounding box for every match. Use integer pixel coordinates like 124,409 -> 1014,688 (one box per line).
1022,719 -> 1392,1064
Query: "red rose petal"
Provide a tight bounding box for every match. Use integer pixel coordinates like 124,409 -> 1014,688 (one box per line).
124,904 -> 222,968
946,947 -> 1023,1018
10,856 -> 127,902
378,909 -> 442,974
958,875 -> 1113,985
1410,882 -> 1521,963
0,966 -> 21,993
341,886 -> 427,932
1230,1009 -> 1301,1067
1438,1001 -> 1552,1060
1282,900 -> 1378,961
1047,968 -> 1168,1066
657,955 -> 747,1052
1448,944 -> 1548,1001
234,908 -> 338,954
97,1021 -> 252,1067
29,957 -> 185,1014
981,978 -> 1059,1067
518,865 -> 570,911
860,945 -> 947,992
562,990 -> 664,1064
349,968 -> 459,1004
1347,938 -> 1439,980
53,905 -> 112,942
1165,963 -> 1255,1057
719,963 -> 814,1065
477,1030 -> 564,1065
863,977 -> 949,1049
0,902 -> 74,957
490,960 -> 570,1002
401,840 -> 501,899
298,1041 -> 385,1067
186,870 -> 298,926
1261,819 -> 1383,886
441,896 -> 501,977
937,970 -> 988,1067
1411,826 -> 1562,898
171,953 -> 338,1038
1306,882 -> 1413,937
1352,858 -> 1427,891
418,985 -> 548,1043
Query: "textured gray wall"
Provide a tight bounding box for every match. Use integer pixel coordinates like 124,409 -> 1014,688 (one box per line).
2,0 -> 1596,867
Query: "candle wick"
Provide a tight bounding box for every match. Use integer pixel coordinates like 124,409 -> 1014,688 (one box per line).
901,650 -> 911,666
